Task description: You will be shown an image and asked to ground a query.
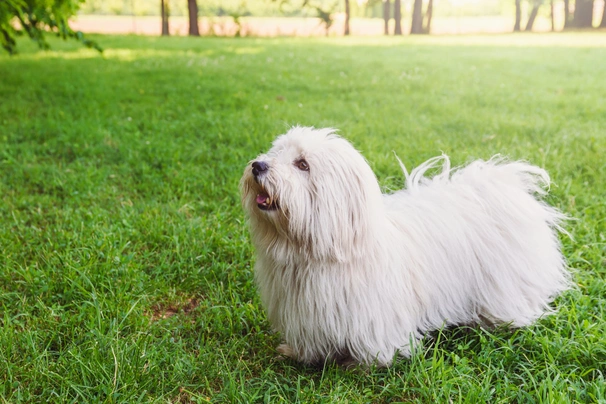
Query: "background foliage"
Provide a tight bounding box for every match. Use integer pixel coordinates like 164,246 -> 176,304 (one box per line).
0,0 -> 100,54
77,0 -> 511,18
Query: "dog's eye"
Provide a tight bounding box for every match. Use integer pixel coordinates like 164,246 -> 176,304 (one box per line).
295,159 -> 309,171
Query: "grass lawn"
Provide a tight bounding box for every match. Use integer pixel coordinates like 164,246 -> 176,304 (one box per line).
1,33 -> 605,403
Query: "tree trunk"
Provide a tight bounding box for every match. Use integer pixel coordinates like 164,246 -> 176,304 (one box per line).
513,0 -> 521,31
394,0 -> 402,35
525,1 -> 542,31
573,0 -> 595,27
550,0 -> 555,31
563,0 -> 571,28
601,0 -> 606,27
411,0 -> 424,34
344,0 -> 350,35
161,0 -> 170,36
383,0 -> 390,35
424,0 -> 433,33
187,0 -> 199,36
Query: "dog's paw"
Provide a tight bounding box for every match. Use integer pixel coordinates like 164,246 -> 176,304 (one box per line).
275,343 -> 297,360
335,356 -> 359,369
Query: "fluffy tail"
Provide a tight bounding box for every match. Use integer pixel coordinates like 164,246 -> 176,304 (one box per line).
395,153 -> 569,236
396,153 -> 552,194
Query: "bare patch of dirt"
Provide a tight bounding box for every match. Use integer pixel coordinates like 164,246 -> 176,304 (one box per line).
149,297 -> 201,322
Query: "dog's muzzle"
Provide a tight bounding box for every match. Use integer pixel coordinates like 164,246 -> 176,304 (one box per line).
252,161 -> 269,178
251,161 -> 278,211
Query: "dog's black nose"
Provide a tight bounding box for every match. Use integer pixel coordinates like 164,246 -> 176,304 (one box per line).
252,161 -> 269,177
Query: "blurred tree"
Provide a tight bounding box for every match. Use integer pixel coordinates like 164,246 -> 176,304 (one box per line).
513,0 -> 521,31
550,0 -> 554,31
563,0 -> 572,28
513,0 -> 546,32
161,0 -> 169,35
572,0 -> 594,27
383,0 -> 390,35
311,3 -> 336,36
525,0 -> 542,30
601,0 -> 606,27
274,0 -> 341,35
410,0 -> 423,33
344,0 -> 350,35
394,0 -> 402,34
224,2 -> 249,37
423,0 -> 432,33
187,0 -> 199,35
0,0 -> 101,54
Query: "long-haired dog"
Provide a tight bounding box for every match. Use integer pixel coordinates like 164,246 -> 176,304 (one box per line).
240,127 -> 570,367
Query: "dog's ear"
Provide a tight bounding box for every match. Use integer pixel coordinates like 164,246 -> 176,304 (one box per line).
293,140 -> 384,263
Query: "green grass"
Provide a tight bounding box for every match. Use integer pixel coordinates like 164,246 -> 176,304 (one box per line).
1,33 -> 605,403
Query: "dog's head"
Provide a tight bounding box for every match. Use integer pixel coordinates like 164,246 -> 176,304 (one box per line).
240,127 -> 383,262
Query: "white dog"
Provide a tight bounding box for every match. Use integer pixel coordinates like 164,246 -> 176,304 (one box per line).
240,127 -> 570,367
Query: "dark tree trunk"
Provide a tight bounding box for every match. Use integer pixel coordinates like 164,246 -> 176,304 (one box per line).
383,0 -> 390,35
344,0 -> 350,35
601,0 -> 606,27
411,0 -> 424,34
525,1 -> 542,31
563,0 -> 571,28
424,0 -> 433,33
573,0 -> 595,27
394,0 -> 402,35
514,0 -> 521,31
187,0 -> 199,36
161,0 -> 169,36
550,0 -> 555,31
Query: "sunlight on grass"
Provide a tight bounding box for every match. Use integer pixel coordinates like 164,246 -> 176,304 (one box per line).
103,48 -> 221,60
231,46 -> 266,55
323,32 -> 606,47
21,48 -> 102,60
6,32 -> 606,63
18,47 -> 221,61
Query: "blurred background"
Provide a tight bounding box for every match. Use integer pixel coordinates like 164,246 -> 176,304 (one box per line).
71,0 -> 606,36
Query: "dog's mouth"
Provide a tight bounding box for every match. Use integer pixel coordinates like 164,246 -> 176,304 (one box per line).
256,192 -> 279,211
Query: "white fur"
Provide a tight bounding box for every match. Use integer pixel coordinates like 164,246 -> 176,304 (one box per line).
240,127 -> 570,367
